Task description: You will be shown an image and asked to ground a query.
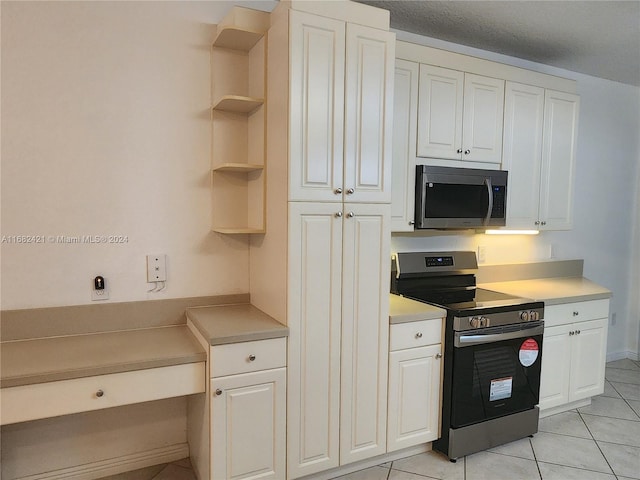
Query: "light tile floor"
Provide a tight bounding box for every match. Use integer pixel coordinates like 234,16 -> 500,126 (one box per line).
101,360 -> 640,480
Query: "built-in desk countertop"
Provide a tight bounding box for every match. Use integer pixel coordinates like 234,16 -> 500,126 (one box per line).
0,326 -> 206,425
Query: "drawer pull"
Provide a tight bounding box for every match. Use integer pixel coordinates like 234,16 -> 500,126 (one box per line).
573,311 -> 579,316
215,389 -> 223,396
248,354 -> 256,362
96,389 -> 104,398
415,332 -> 423,339
435,353 -> 442,359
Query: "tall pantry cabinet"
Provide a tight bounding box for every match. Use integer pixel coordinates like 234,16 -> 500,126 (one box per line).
249,2 -> 395,479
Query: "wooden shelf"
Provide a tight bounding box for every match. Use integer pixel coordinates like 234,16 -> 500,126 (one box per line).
213,163 -> 264,173
212,227 -> 266,235
212,95 -> 264,114
213,26 -> 264,52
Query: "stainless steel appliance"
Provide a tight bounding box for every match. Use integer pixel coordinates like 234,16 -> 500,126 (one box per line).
391,251 -> 544,461
414,165 -> 507,229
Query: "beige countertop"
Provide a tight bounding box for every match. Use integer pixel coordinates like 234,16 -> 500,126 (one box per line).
389,294 -> 446,324
186,304 -> 288,345
0,325 -> 206,388
479,276 -> 612,306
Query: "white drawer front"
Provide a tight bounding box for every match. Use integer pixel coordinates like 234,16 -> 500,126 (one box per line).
390,318 -> 442,352
0,362 -> 205,426
211,337 -> 286,377
544,299 -> 610,328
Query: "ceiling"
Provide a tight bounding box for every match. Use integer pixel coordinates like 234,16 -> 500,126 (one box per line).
355,1 -> 640,87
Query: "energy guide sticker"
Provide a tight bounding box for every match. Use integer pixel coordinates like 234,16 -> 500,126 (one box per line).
519,338 -> 539,367
490,377 -> 513,401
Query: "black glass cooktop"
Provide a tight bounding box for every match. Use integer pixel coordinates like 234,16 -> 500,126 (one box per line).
407,288 -> 540,314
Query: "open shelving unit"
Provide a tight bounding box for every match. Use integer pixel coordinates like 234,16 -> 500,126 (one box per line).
210,7 -> 269,235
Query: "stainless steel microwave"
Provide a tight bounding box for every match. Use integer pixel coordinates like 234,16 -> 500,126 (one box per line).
414,165 -> 507,229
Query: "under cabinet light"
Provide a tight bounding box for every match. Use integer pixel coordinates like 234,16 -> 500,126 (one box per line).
484,229 -> 540,235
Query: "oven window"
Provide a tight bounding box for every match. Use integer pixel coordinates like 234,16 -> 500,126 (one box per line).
450,334 -> 542,428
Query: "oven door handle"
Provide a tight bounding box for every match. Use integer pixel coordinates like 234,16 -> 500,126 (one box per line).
483,177 -> 493,226
455,324 -> 544,347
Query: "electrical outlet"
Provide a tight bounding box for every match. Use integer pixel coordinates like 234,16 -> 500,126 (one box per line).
147,254 -> 167,282
477,245 -> 487,264
91,276 -> 109,301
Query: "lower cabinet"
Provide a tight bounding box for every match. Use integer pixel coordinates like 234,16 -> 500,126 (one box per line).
212,368 -> 286,480
539,300 -> 609,412
387,318 -> 443,452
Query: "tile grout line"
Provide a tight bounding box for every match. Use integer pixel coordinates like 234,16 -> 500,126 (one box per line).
576,408 -> 618,477
606,376 -> 640,421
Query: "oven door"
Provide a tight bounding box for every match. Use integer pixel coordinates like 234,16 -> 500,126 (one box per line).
450,321 -> 543,428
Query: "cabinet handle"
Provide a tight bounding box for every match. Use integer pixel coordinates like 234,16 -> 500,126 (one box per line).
541,221 -> 547,226
535,221 -> 540,226
464,149 -> 471,155
215,389 -> 222,396
248,354 -> 256,361
346,212 -> 355,218
415,332 -> 423,338
576,330 -> 581,335
346,188 -> 355,195
409,221 -> 415,225
335,212 -> 343,218
435,353 -> 442,359
457,148 -> 463,154
334,187 -> 343,195
569,331 -> 575,336
573,311 -> 579,316
96,389 -> 104,398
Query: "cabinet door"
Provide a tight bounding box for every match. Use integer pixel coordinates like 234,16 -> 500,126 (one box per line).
211,368 -> 286,480
287,202 -> 343,478
344,24 -> 395,203
391,60 -> 419,232
570,318 -> 608,402
539,90 -> 580,230
462,73 -> 505,164
340,203 -> 391,465
387,344 -> 442,452
417,64 -> 464,160
502,82 -> 545,229
289,11 -> 345,203
539,324 -> 573,411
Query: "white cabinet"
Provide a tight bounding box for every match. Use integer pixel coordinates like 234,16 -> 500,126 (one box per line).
538,90 -> 580,230
387,319 -> 443,452
539,300 -> 609,414
188,335 -> 287,480
211,369 -> 286,480
417,65 -> 504,164
391,60 -> 419,232
503,84 -> 579,230
289,10 -> 394,204
287,202 -> 390,477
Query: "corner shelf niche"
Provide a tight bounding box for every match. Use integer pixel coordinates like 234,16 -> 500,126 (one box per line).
211,7 -> 268,235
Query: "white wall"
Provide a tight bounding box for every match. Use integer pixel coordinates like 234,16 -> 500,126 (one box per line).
394,30 -> 640,359
0,1 -> 274,311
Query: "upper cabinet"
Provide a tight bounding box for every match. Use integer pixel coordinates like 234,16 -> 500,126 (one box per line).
210,7 -> 269,234
417,65 -> 504,165
503,84 -> 579,230
289,10 -> 394,204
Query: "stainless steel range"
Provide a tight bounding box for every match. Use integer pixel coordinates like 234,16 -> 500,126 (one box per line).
391,251 -> 544,461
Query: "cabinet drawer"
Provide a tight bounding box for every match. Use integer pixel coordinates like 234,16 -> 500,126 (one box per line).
211,337 -> 286,377
0,362 -> 205,425
544,299 -> 609,328
390,319 -> 442,352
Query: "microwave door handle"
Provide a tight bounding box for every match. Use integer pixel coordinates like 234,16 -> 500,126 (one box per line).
483,177 -> 493,226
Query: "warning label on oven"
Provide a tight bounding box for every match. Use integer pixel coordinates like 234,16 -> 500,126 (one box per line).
519,338 -> 540,367
490,377 -> 513,401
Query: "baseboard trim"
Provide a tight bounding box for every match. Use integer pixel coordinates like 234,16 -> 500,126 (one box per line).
607,350 -> 640,362
16,443 -> 189,480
